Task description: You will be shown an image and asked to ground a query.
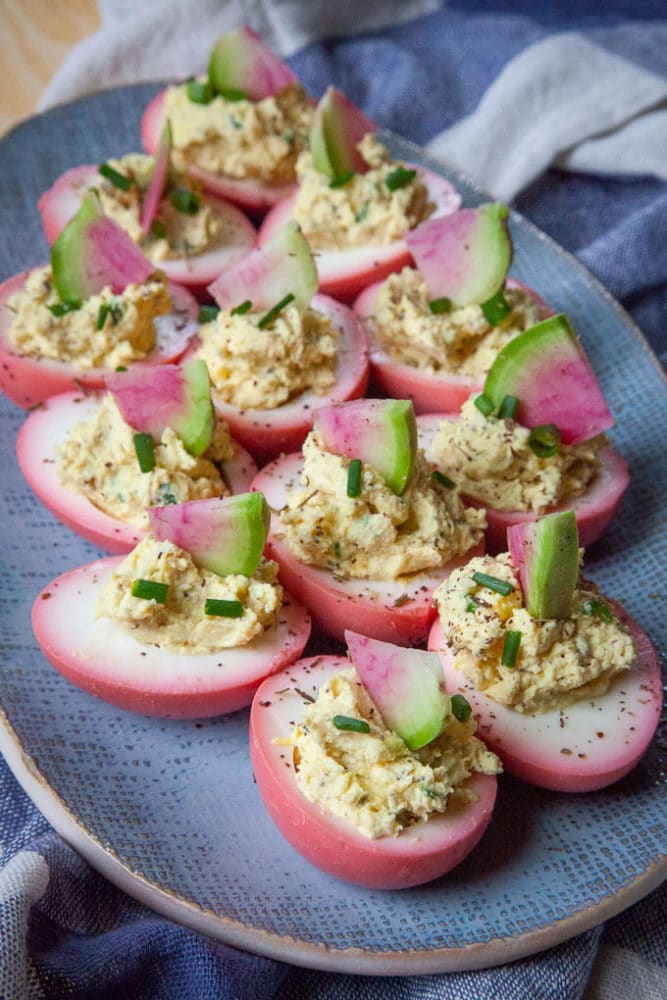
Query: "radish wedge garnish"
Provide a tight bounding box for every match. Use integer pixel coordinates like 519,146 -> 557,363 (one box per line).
310,86 -> 376,180
51,191 -> 155,302
405,203 -> 512,306
106,360 -> 214,457
507,510 -> 579,620
482,314 -> 614,445
140,121 -> 172,236
345,630 -> 450,750
208,221 -> 316,312
208,26 -> 297,101
148,492 -> 270,578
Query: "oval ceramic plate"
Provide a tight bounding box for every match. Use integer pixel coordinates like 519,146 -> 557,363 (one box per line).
0,86 -> 665,975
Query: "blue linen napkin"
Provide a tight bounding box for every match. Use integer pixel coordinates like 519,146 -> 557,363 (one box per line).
1,2 -> 666,998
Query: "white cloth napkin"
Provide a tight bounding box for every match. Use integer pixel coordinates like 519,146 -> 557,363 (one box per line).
426,33 -> 667,201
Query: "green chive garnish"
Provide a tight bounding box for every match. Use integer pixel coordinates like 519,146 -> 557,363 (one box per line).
451,694 -> 472,722
133,432 -> 156,473
581,599 -> 613,623
429,297 -> 452,315
131,579 -> 169,603
431,469 -> 455,489
497,394 -> 519,420
170,186 -> 200,214
187,77 -> 213,104
355,204 -> 369,223
150,219 -> 167,239
385,166 -> 417,191
99,162 -> 132,192
198,304 -> 220,324
472,571 -> 514,596
347,458 -> 362,498
501,630 -> 522,668
96,304 -> 109,330
481,287 -> 512,326
219,87 -> 246,101
115,365 -> 127,372
157,483 -> 177,506
528,423 -> 561,458
230,299 -> 252,316
329,171 -> 354,189
333,715 -> 371,734
257,293 -> 295,329
465,595 -> 478,613
204,598 -> 244,618
474,393 -> 496,418
48,299 -> 81,317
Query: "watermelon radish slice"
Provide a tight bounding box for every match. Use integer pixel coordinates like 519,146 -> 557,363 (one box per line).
188,293 -> 369,463
208,221 -> 316,312
418,413 -> 629,553
16,390 -> 258,554
51,191 -> 156,302
208,26 -> 297,101
141,90 -> 298,213
483,314 -> 614,445
252,452 -> 484,645
32,557 -> 311,717
148,492 -> 270,578
345,630 -> 449,750
404,204 -> 512,306
507,511 -> 579,620
249,655 -> 498,888
313,398 -> 417,496
355,277 -> 552,414
257,167 -> 462,301
310,86 -> 376,180
428,606 -> 662,793
38,163 -> 257,294
106,360 -> 214,457
0,270 -> 198,409
140,121 -> 172,236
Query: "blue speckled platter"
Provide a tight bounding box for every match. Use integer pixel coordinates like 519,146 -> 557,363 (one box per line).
0,86 -> 665,975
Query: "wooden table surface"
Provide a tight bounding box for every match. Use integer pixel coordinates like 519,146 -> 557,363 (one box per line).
1,0 -> 100,138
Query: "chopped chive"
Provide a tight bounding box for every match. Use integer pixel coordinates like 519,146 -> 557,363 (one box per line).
451,693 -> 472,722
528,423 -> 561,458
429,297 -> 452,315
385,166 -> 417,191
131,578 -> 169,603
170,186 -> 200,214
198,304 -> 220,324
347,458 -> 362,498
108,297 -> 124,324
133,432 -> 156,473
157,482 -> 177,506
501,630 -> 522,668
481,287 -> 512,326
204,598 -> 244,618
333,540 -> 342,559
423,786 -> 445,799
48,299 -> 81,317
431,469 -> 455,489
99,162 -> 132,192
465,595 -> 478,613
150,219 -> 167,239
187,77 -> 213,104
329,171 -> 354,189
472,571 -> 514,596
474,393 -> 496,418
497,394 -> 519,420
230,299 -> 252,316
333,715 -> 371,734
115,365 -> 127,372
257,293 -> 295,329
219,86 -> 246,101
229,115 -> 242,130
355,204 -> 369,223
96,303 -> 109,330
581,599 -> 613,623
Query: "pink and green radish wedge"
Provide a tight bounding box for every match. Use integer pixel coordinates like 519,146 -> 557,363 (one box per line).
354,203 -> 552,413
32,493 -> 311,717
0,191 -> 199,408
250,638 -> 498,888
429,512 -> 662,792
17,361 -> 258,553
141,27 -> 305,213
418,313 -> 628,551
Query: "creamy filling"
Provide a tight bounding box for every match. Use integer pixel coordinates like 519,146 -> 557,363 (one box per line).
433,552 -> 636,713
98,536 -> 282,653
293,135 -> 434,250
288,669 -> 501,839
369,267 -> 544,375
431,399 -> 605,514
278,430 -> 485,580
